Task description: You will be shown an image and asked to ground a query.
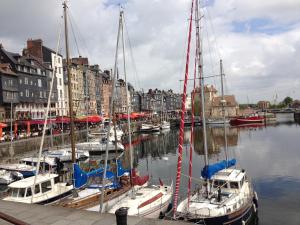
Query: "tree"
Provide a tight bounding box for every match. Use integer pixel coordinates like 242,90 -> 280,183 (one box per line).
283,96 -> 293,107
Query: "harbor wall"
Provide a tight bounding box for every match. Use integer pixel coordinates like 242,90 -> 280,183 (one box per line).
0,130 -> 88,158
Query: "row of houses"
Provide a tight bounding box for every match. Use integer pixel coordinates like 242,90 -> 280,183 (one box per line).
0,39 -> 183,124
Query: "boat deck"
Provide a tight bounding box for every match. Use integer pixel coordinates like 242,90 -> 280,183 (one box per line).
0,200 -> 187,225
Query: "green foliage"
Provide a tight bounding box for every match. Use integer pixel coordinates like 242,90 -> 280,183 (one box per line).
282,96 -> 293,106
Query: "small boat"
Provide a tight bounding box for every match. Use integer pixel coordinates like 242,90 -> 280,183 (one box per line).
43,148 -> 89,162
160,121 -> 170,130
0,170 -> 23,185
3,173 -> 73,204
140,123 -> 154,132
20,157 -> 57,172
206,118 -> 230,125
0,163 -> 36,178
230,114 -> 264,126
76,140 -> 124,156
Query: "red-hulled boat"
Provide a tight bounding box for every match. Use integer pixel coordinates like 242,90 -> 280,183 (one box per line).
230,114 -> 265,126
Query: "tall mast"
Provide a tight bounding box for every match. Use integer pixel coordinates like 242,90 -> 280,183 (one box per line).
173,0 -> 195,217
63,1 -> 76,163
99,9 -> 122,213
195,0 -> 209,191
220,59 -> 228,162
120,10 -> 134,196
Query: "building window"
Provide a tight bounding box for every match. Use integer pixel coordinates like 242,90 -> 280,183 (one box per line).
40,91 -> 43,98
30,80 -> 33,85
60,90 -> 63,98
25,89 -> 29,97
59,78 -> 62,86
58,57 -> 61,64
44,91 -> 46,98
37,68 -> 41,75
31,92 -> 34,97
20,92 -> 23,97
59,67 -> 62,74
37,79 -> 42,87
19,79 -> 22,84
25,77 -> 28,85
24,67 -> 28,73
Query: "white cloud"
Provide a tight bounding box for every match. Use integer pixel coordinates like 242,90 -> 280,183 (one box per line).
0,0 -> 299,103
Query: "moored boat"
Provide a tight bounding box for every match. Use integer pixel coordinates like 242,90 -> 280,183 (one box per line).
0,170 -> 23,185
230,114 -> 264,126
3,173 -> 73,204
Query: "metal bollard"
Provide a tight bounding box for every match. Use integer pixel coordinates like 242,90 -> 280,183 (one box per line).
115,207 -> 128,225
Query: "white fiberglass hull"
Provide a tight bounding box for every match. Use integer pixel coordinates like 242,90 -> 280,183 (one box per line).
108,185 -> 173,218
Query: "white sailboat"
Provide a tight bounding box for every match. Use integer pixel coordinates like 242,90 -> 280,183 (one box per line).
4,1 -> 74,205
105,9 -> 173,219
173,1 -> 258,224
0,170 -> 23,185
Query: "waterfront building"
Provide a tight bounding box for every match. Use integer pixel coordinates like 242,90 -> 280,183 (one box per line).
100,70 -> 113,116
64,61 -> 84,116
257,100 -> 270,110
194,84 -> 239,118
131,91 -> 142,113
0,62 -> 19,122
90,64 -> 102,115
0,44 -> 57,121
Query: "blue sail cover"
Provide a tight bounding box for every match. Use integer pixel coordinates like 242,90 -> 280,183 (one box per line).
73,164 -> 116,189
201,159 -> 236,180
116,159 -> 130,177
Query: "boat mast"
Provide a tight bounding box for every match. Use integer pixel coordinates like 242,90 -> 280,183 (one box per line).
195,0 -> 209,191
120,10 -> 135,196
99,9 -> 122,213
63,1 -> 76,163
173,0 -> 195,217
220,59 -> 228,162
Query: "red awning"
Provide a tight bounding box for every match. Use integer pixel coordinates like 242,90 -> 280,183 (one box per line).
0,122 -> 7,128
55,117 -> 71,123
75,115 -> 102,123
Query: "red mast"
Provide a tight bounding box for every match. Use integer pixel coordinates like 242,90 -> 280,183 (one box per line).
173,0 -> 195,217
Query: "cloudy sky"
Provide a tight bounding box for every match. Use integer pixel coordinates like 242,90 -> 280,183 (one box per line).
0,0 -> 299,103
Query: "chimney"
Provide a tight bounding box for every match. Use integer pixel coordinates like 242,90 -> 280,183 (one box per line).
26,39 -> 43,62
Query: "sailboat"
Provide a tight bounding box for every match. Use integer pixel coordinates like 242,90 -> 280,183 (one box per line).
104,9 -> 173,219
3,2 -> 74,205
160,93 -> 171,130
172,1 -> 258,224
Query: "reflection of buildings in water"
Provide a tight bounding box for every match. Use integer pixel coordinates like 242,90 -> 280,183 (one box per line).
192,127 -> 238,156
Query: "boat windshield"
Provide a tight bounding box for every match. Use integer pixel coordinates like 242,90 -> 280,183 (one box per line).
213,180 -> 227,189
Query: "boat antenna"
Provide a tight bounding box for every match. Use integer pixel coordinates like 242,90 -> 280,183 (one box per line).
121,10 -> 135,197
220,59 -> 228,163
63,0 -> 76,163
195,0 -> 210,194
99,9 -> 122,213
31,10 -> 63,203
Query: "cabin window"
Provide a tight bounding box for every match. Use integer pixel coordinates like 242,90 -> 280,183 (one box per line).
41,181 -> 52,193
230,182 -> 239,189
26,188 -> 32,197
9,188 -> 19,197
19,188 -> 26,197
35,184 -> 40,194
213,180 -> 227,188
54,176 -> 60,184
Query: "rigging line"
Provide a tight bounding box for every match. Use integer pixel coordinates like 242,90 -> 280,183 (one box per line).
31,15 -> 63,204
67,12 -> 81,57
68,9 -> 91,59
123,14 -> 141,91
204,6 -> 222,60
203,14 -> 217,89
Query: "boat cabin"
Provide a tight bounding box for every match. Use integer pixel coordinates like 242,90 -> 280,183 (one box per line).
3,174 -> 73,204
211,168 -> 246,192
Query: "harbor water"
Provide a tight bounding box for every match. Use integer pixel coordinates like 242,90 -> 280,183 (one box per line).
124,113 -> 299,225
